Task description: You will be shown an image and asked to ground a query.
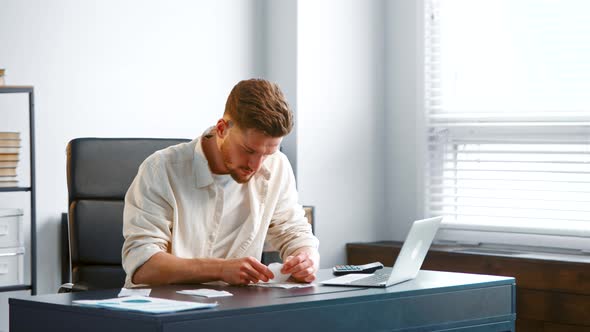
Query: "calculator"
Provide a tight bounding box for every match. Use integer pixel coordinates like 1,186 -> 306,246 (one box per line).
332,262 -> 384,276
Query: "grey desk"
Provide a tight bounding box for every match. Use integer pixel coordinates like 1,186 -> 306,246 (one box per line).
10,269 -> 515,332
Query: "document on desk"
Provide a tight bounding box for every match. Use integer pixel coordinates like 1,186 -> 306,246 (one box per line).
72,295 -> 218,314
177,289 -> 234,298
250,282 -> 315,289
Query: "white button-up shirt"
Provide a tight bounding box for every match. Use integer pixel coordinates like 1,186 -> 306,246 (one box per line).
122,135 -> 319,287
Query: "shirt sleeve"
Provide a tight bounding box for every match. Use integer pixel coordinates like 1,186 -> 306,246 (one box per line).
266,155 -> 319,260
121,157 -> 174,286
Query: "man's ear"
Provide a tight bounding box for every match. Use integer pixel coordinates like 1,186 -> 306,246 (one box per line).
216,119 -> 230,138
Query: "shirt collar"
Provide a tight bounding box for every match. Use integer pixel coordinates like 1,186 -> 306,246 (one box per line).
193,129 -> 271,189
193,135 -> 214,188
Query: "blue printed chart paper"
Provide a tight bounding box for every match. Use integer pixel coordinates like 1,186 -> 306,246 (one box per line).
73,295 -> 217,314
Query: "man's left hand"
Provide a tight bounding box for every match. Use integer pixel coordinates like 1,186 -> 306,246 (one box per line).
281,248 -> 319,283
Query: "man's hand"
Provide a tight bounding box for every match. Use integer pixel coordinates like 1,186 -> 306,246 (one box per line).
220,256 -> 274,285
281,248 -> 320,283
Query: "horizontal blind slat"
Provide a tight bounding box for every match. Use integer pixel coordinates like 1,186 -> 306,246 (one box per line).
428,149 -> 590,154
429,202 -> 590,213
428,184 -> 590,194
430,175 -> 590,185
429,193 -> 590,203
428,176 -> 590,184
428,211 -> 590,223
429,168 -> 590,175
434,160 -> 590,165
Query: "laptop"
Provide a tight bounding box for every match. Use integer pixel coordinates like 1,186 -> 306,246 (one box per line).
321,216 -> 443,288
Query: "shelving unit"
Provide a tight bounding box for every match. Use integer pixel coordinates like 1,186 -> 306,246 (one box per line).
0,86 -> 36,295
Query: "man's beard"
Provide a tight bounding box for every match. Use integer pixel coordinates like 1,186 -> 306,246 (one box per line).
220,141 -> 254,184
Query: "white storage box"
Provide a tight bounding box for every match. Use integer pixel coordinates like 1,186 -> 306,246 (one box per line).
0,246 -> 25,286
0,208 -> 24,248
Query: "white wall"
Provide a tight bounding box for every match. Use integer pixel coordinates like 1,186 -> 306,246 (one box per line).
297,0 -> 387,268
384,0 -> 425,240
0,0 -> 262,329
260,0 -> 299,175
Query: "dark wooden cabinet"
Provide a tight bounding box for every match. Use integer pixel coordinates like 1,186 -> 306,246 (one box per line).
347,241 -> 590,332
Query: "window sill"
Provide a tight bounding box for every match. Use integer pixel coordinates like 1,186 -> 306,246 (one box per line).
431,243 -> 590,264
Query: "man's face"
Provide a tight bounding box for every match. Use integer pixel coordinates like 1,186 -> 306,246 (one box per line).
220,126 -> 282,183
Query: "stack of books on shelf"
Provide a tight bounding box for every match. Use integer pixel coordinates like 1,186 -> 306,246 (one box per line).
0,132 -> 21,188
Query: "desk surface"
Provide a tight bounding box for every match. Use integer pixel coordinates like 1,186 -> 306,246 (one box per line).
10,269 -> 516,332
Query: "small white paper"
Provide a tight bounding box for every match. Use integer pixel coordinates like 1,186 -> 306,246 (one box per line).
268,262 -> 291,283
118,288 -> 152,297
251,282 -> 315,289
177,289 -> 234,298
73,296 -> 217,314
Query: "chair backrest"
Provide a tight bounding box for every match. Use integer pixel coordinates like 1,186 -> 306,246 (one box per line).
66,138 -> 190,290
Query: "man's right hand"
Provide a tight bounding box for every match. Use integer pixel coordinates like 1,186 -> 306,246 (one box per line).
220,256 -> 274,285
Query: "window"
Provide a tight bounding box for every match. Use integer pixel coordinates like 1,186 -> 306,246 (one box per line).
425,0 -> 590,251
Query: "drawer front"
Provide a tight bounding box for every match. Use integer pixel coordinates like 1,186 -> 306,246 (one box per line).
0,214 -> 23,248
0,251 -> 24,286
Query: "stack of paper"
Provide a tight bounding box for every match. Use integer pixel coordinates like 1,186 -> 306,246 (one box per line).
251,282 -> 315,289
177,289 -> 233,298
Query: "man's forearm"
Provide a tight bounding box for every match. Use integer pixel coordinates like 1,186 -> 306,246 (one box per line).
132,251 -> 223,285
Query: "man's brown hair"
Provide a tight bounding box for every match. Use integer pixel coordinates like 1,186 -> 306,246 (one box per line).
224,79 -> 293,137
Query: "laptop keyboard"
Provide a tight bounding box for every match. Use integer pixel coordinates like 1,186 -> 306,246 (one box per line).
349,271 -> 389,285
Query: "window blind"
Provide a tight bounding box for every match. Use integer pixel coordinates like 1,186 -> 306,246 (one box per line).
424,0 -> 590,248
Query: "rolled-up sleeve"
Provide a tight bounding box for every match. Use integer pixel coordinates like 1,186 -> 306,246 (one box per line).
266,155 -> 319,260
122,158 -> 174,285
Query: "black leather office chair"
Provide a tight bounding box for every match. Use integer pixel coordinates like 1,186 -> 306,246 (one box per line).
61,138 -> 190,291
